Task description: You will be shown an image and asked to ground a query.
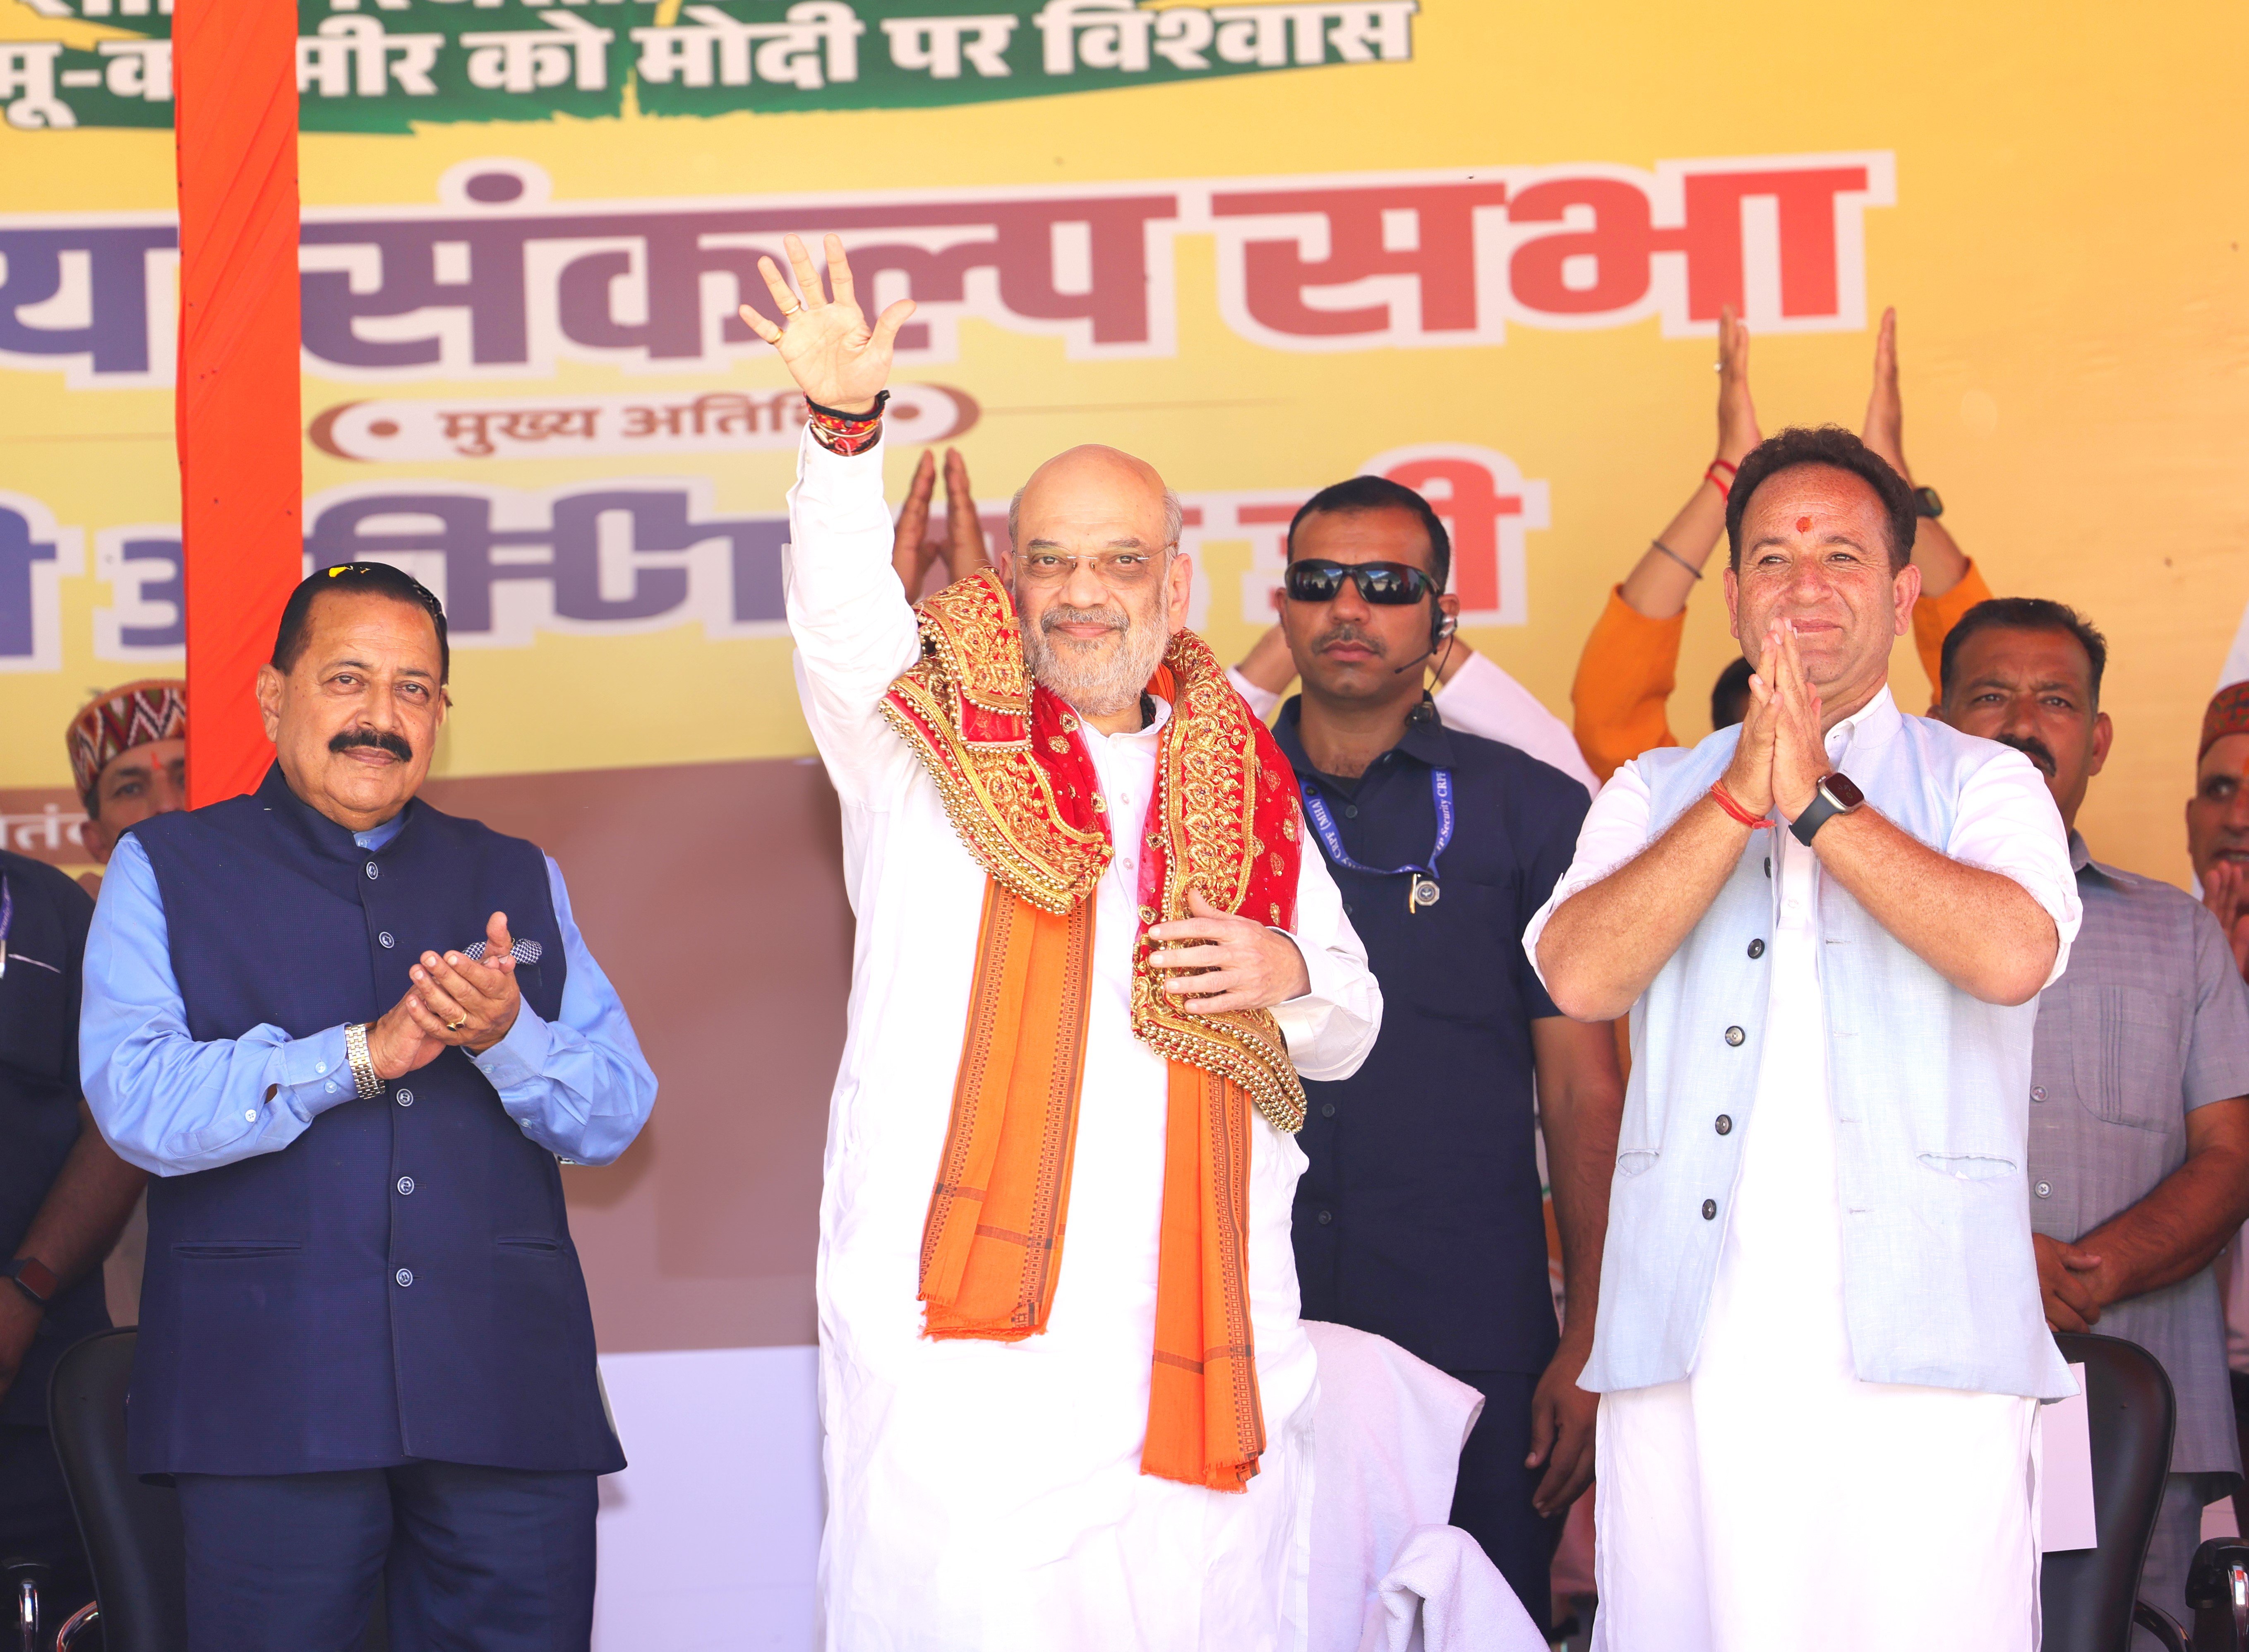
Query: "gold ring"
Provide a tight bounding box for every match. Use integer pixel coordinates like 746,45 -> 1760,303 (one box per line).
447,1016 -> 466,1031
778,301 -> 801,316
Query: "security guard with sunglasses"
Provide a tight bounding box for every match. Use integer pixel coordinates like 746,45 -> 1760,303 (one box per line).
1265,475 -> 1624,1632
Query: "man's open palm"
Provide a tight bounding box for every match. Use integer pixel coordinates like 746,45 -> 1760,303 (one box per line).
738,233 -> 915,414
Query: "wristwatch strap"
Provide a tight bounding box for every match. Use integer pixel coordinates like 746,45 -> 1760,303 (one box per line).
1790,791 -> 1840,846
1790,777 -> 1858,846
345,1022 -> 384,1100
5,1256 -> 57,1307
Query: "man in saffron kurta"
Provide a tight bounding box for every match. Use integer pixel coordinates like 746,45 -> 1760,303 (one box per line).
747,238 -> 1380,1650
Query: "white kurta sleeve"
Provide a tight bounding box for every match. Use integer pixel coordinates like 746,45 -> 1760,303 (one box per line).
1943,745 -> 2083,987
1227,667 -> 1282,723
1522,762 -> 1657,999
784,427 -> 924,806
1272,840 -> 1382,1081
1431,651 -> 1600,797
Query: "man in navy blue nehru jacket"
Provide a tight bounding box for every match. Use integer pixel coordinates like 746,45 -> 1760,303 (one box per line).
80,562 -> 657,1652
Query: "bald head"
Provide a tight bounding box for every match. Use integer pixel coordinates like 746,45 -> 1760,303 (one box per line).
1006,443 -> 1193,731
1008,444 -> 1182,564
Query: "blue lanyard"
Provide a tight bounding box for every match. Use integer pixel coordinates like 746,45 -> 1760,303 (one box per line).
0,874 -> 11,978
1300,769 -> 1454,913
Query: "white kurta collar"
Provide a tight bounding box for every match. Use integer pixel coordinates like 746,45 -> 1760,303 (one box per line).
1074,693 -> 1172,747
1825,683 -> 1899,766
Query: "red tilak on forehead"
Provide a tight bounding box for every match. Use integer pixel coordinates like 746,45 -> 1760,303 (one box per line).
1796,515 -> 1813,533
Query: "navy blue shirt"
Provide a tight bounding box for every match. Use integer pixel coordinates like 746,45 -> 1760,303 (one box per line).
0,850 -> 109,1427
1275,697 -> 1589,1373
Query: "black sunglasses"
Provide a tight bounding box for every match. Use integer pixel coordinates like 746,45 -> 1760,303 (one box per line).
1284,558 -> 1436,606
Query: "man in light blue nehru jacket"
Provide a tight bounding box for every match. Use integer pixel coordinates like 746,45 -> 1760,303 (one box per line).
1529,427 -> 2081,1652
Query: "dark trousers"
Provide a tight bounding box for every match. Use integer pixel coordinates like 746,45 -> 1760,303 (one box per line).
0,1424 -> 94,1633
1446,1369 -> 1565,1637
174,1461 -> 596,1652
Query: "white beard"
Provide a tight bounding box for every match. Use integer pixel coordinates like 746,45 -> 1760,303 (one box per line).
1020,590 -> 1171,719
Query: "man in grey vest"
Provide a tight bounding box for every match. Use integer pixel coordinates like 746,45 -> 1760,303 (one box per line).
1528,427 -> 2081,1652
1939,599 -> 2249,1642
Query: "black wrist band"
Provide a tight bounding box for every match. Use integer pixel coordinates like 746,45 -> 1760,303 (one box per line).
1790,791 -> 1843,846
5,1256 -> 56,1307
804,390 -> 888,422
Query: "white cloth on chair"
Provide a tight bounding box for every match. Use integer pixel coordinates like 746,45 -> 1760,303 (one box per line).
1303,1321 -> 1497,1652
1354,1525 -> 1548,1652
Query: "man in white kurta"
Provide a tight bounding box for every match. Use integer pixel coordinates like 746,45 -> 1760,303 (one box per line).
752,235 -> 1380,1652
1530,427 -> 2081,1651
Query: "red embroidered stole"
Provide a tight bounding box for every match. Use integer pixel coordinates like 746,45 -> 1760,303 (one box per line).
880,571 -> 1307,1490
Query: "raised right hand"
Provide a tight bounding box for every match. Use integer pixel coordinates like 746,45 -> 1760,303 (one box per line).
1716,305 -> 1761,465
738,233 -> 915,415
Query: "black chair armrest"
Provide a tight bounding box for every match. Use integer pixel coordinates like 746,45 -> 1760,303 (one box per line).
2134,1598 -> 2191,1652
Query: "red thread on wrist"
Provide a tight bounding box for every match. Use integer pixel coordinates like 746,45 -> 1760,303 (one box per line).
1704,460 -> 1735,499
805,391 -> 887,457
807,408 -> 883,457
1709,780 -> 1768,829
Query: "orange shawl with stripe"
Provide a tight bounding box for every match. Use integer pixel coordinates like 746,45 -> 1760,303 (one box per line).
880,571 -> 1308,1491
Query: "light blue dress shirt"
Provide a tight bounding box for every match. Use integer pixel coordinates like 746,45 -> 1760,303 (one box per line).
82,813 -> 657,1176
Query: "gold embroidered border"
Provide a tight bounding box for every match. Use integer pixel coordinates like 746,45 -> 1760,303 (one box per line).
1133,975 -> 1307,1136
881,571 -> 1109,913
1131,630 -> 1308,1135
909,569 -> 1030,730
885,585 -> 1307,1132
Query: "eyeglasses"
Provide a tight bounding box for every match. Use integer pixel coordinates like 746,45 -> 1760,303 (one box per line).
1016,549 -> 1169,588
319,562 -> 446,622
1284,559 -> 1436,605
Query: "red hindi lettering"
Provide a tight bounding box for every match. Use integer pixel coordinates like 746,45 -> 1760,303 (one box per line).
1210,181 -> 1510,343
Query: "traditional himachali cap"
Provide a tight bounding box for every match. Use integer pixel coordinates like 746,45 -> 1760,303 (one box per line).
67,678 -> 187,808
2203,682 -> 2249,761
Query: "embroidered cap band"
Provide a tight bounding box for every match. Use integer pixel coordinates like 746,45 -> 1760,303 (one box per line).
68,678 -> 187,807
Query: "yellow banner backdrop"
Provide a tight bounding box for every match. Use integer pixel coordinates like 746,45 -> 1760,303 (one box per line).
5,0 -> 2249,1349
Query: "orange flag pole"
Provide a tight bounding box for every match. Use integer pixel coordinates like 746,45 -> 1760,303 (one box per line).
175,0 -> 302,809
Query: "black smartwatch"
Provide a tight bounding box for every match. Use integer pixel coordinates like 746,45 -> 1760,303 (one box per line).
4,1256 -> 58,1307
1913,485 -> 1944,519
1790,772 -> 1865,846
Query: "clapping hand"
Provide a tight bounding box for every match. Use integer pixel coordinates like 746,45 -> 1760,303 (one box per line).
367,986 -> 446,1084
409,911 -> 524,1055
2204,860 -> 2249,980
1716,304 -> 1762,465
892,447 -> 991,597
1146,890 -> 1310,1014
367,911 -> 526,1081
1721,621 -> 1827,826
1861,306 -> 1909,480
739,233 -> 916,415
